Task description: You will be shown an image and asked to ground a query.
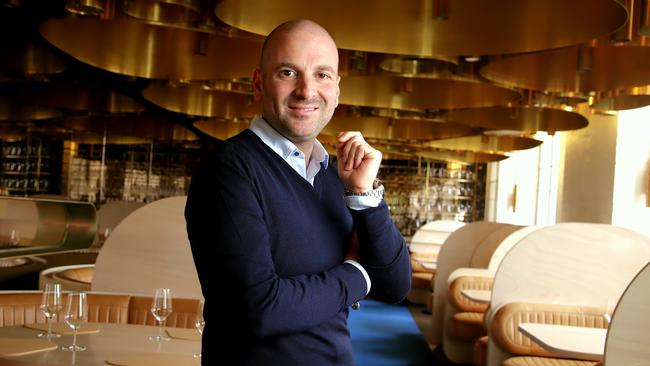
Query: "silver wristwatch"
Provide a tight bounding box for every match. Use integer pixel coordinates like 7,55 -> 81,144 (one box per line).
343,179 -> 384,200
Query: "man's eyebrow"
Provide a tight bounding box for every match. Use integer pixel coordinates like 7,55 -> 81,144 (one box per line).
273,63 -> 337,73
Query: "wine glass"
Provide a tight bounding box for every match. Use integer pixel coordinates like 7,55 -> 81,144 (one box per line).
149,288 -> 172,342
38,283 -> 62,339
10,229 -> 20,246
193,300 -> 205,358
62,292 -> 88,352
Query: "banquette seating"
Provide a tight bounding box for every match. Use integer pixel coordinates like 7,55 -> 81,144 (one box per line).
0,291 -> 201,329
483,223 -> 650,366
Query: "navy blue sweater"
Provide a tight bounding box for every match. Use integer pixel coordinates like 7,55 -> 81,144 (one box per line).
185,130 -> 411,365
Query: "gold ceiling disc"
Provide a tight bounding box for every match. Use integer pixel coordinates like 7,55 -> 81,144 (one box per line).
424,135 -> 542,155
321,113 -> 480,141
61,116 -> 198,143
142,82 -> 258,118
122,0 -> 201,26
26,83 -> 145,113
481,45 -> 650,93
193,118 -> 252,140
339,75 -> 521,110
215,0 -> 627,56
591,86 -> 650,111
39,18 -> 262,80
416,149 -> 509,163
443,106 -> 589,134
0,38 -> 66,76
0,95 -> 63,121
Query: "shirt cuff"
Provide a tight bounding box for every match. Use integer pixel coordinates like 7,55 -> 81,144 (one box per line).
344,195 -> 382,210
344,260 -> 371,295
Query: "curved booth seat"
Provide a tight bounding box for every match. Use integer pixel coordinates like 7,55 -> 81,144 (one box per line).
485,223 -> 650,366
92,196 -> 202,300
0,197 -> 96,259
39,264 -> 95,292
431,221 -> 531,362
604,262 -> 650,366
407,220 -> 465,308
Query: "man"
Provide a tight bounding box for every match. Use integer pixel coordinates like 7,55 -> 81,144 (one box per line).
185,19 -> 411,365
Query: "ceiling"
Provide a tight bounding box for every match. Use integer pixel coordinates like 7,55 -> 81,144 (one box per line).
1,0 -> 649,163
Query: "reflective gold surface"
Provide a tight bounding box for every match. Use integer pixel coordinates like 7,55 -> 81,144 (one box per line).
340,75 -> 521,110
142,82 -> 258,118
424,135 -> 542,154
39,18 -> 262,80
416,149 -> 508,163
322,113 -> 480,141
65,0 -> 105,16
443,106 -> 589,134
215,0 -> 627,56
481,45 -> 650,93
0,95 -> 63,121
26,83 -> 145,113
122,0 -> 200,25
0,38 -> 66,76
193,118 -> 251,140
591,86 -> 650,111
62,116 -> 198,143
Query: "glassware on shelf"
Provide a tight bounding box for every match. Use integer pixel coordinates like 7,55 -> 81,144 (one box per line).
38,283 -> 62,339
149,288 -> 172,342
62,292 -> 88,352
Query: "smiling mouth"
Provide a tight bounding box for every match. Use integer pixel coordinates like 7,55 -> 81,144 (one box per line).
289,105 -> 319,112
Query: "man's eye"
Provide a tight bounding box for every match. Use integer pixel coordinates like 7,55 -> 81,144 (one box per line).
279,69 -> 296,78
318,72 -> 332,79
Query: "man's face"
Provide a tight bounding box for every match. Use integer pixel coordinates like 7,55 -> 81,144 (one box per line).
253,26 -> 340,145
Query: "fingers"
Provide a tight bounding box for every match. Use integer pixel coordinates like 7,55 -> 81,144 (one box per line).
336,131 -> 372,170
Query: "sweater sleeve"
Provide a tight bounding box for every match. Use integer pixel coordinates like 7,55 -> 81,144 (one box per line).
350,201 -> 412,303
185,149 -> 368,337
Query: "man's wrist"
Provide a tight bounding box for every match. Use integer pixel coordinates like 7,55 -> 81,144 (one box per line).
344,179 -> 383,199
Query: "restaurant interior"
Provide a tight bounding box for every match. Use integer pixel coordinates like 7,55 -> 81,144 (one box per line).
1,0 -> 649,365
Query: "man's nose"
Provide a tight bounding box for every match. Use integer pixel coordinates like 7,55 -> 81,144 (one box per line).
293,75 -> 316,100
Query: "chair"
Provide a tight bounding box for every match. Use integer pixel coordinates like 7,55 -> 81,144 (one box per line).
127,295 -> 201,329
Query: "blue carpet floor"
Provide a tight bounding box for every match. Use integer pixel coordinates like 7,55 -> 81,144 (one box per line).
349,300 -> 436,366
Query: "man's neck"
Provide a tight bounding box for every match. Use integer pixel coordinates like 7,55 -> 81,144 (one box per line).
295,140 -> 314,167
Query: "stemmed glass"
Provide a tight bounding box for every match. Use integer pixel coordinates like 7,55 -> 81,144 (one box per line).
193,300 -> 205,358
62,292 -> 88,352
38,283 -> 62,339
149,288 -> 172,342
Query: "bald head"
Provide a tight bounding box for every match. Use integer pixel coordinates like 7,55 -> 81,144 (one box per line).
259,19 -> 339,72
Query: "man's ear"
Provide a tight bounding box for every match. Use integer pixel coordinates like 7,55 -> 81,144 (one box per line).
335,75 -> 341,107
253,68 -> 263,102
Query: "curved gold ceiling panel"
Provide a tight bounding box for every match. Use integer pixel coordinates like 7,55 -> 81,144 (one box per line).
416,149 -> 508,163
215,0 -> 626,56
0,95 -> 63,121
122,0 -> 200,25
26,83 -> 145,113
193,118 -> 251,140
424,135 -> 542,154
321,115 -> 480,141
142,82 -> 258,118
339,75 -> 521,110
481,45 -> 650,93
0,38 -> 66,76
39,18 -> 261,80
61,116 -> 198,143
443,106 -> 589,134
592,86 -> 650,111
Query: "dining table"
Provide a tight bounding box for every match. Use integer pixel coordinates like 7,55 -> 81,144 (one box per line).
518,322 -> 606,361
0,322 -> 201,366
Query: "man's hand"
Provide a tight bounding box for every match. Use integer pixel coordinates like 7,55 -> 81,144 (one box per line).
336,131 -> 382,192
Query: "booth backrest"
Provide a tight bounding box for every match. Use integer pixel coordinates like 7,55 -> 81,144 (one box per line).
486,223 -> 650,366
491,302 -> 607,358
128,295 -> 201,329
0,291 -> 200,329
432,221 -> 511,343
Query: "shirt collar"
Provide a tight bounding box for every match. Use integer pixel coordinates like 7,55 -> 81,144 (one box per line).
249,116 -> 329,169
